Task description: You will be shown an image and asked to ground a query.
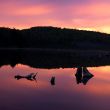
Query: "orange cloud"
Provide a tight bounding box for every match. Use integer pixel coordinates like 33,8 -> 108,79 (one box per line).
14,5 -> 52,16
1,1 -> 110,33
67,2 -> 110,33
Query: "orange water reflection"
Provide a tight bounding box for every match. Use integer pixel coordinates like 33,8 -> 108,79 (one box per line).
1,64 -> 110,93
1,64 -> 110,110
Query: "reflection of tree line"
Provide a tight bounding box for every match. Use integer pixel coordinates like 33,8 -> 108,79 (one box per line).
14,67 -> 94,86
1,49 -> 110,69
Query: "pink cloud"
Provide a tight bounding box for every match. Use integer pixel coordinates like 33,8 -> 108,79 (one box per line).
0,1 -> 110,33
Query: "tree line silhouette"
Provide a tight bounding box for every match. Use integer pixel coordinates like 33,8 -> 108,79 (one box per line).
0,26 -> 110,50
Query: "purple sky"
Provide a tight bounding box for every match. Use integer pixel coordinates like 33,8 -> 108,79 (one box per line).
0,0 -> 110,33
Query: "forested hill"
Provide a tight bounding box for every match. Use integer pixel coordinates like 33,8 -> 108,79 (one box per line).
0,26 -> 110,50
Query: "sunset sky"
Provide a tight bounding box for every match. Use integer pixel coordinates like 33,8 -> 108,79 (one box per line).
1,0 -> 110,33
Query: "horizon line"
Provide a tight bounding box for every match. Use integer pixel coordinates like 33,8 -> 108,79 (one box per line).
0,25 -> 108,34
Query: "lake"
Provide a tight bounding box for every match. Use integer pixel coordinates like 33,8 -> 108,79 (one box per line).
1,49 -> 110,110
0,63 -> 110,110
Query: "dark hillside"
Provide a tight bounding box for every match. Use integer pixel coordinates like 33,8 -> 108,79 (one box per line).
0,26 -> 110,50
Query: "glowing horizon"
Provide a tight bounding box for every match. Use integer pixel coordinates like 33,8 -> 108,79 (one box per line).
1,0 -> 110,34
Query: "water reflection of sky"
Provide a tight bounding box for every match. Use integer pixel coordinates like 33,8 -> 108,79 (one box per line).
0,64 -> 110,110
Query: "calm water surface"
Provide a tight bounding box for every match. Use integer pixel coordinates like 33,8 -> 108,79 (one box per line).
0,64 -> 110,110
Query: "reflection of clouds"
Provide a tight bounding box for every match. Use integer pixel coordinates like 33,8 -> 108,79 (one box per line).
1,65 -> 110,95
85,83 -> 110,95
1,64 -> 110,110
89,66 -> 110,81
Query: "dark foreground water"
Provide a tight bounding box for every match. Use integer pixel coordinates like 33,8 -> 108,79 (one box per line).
0,64 -> 110,110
